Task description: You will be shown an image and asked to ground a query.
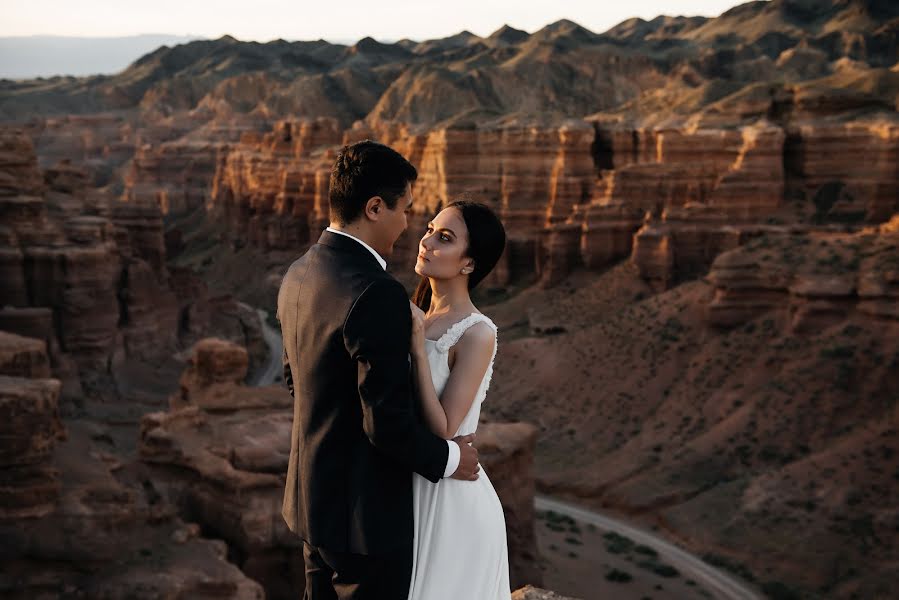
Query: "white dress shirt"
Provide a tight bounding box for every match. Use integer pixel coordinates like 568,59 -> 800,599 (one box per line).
325,226 -> 461,478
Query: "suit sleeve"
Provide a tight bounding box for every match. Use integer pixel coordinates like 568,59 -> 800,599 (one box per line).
343,278 -> 450,483
282,345 -> 294,398
276,303 -> 294,398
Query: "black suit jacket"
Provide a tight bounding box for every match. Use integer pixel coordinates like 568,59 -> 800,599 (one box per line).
277,230 -> 449,555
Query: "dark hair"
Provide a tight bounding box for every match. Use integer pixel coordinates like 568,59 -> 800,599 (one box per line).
413,200 -> 506,311
328,140 -> 418,225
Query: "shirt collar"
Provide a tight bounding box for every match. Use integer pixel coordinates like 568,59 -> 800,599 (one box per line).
325,227 -> 387,271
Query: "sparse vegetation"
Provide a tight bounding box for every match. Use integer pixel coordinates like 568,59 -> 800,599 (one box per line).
605,568 -> 633,583
636,560 -> 679,578
603,531 -> 635,555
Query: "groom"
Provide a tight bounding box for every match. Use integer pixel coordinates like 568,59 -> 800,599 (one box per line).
277,140 -> 481,599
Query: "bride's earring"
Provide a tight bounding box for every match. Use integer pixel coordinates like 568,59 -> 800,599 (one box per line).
461,267 -> 473,274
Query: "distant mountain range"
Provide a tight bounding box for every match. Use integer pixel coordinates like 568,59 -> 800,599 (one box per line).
1,0 -> 897,126
0,35 -> 206,79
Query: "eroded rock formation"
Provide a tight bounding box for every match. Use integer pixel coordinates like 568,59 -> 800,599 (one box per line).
706,217 -> 899,331
477,421 -> 542,589
485,215 -> 899,599
0,332 -> 264,600
512,586 -> 581,600
139,337 -> 544,598
207,118 -> 340,249
0,127 -> 271,396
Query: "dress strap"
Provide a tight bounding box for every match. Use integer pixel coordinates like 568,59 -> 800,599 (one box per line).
434,313 -> 497,354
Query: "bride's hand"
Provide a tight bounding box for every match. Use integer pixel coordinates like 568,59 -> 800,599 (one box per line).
409,300 -> 426,357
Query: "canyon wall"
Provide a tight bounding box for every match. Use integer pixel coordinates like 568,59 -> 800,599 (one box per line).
0,128 -> 267,398
194,111 -> 898,293
139,338 -> 545,599
0,331 -> 265,599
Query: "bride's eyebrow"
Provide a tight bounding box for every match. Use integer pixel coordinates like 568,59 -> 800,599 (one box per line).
426,222 -> 455,236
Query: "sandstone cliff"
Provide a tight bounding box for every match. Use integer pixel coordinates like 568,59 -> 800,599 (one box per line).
484,220 -> 898,598
0,331 -> 265,599
139,337 -> 545,598
2,2 -> 897,597
0,128 -> 266,400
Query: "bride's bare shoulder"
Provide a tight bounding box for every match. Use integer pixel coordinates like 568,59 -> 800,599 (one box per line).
457,320 -> 496,350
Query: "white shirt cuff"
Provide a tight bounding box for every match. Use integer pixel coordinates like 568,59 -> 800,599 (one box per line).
443,440 -> 460,478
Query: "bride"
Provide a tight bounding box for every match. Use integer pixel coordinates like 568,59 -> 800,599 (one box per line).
406,200 -> 511,600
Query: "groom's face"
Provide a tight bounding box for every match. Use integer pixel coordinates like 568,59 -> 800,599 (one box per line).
375,182 -> 413,257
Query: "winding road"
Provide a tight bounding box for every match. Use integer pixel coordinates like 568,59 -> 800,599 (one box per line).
535,495 -> 762,600
253,303 -> 761,600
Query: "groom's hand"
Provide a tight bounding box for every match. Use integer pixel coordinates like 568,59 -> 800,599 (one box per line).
449,434 -> 480,481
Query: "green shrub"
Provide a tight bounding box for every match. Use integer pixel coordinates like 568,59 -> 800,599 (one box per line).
603,531 -> 634,554
605,569 -> 633,583
637,560 -> 680,578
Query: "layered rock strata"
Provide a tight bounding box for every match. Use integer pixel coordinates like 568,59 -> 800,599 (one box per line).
706,217 -> 899,331
207,118 -> 341,249
140,337 -> 544,598
0,128 -> 191,391
0,334 -> 264,599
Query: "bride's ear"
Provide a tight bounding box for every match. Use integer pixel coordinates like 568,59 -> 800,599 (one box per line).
461,259 -> 475,275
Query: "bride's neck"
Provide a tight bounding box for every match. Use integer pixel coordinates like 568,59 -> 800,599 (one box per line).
427,277 -> 472,316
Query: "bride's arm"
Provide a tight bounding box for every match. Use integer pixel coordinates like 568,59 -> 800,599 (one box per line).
410,311 -> 495,440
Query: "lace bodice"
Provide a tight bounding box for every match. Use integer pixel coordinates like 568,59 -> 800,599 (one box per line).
423,313 -> 498,438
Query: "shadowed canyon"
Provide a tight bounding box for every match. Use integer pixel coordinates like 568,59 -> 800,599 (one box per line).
1,1 -> 898,598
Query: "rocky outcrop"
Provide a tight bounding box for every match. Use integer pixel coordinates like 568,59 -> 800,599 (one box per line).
512,586 -> 581,600
125,139 -> 226,215
140,337 -> 544,598
0,335 -> 263,600
581,121 -> 785,288
201,110 -> 898,295
1,130 -> 117,371
2,5 -> 898,599
0,128 -> 193,392
369,121 -> 595,287
0,331 -> 51,379
487,216 -> 899,600
0,308 -> 82,401
207,118 -> 340,249
786,118 -> 899,224
29,114 -> 136,187
0,372 -> 64,518
170,337 -> 261,411
477,421 -> 542,589
138,338 -> 308,599
706,221 -> 899,330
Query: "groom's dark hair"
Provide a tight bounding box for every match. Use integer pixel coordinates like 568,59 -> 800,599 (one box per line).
328,140 -> 418,225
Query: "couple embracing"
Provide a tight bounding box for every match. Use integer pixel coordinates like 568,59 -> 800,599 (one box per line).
277,140 -> 512,599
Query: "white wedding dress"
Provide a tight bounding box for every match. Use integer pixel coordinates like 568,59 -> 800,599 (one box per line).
407,312 -> 512,600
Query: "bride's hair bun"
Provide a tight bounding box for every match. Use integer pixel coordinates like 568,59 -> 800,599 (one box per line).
447,200 -> 506,290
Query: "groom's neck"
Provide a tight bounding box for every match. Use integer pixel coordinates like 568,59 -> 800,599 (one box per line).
329,221 -> 380,252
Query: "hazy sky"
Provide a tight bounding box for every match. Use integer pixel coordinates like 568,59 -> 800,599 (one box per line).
3,0 -> 748,41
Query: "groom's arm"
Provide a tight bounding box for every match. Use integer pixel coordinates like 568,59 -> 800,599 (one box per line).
281,346 -> 293,398
343,278 -> 450,483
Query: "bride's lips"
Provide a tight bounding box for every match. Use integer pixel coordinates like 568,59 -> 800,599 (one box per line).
417,253 -> 429,262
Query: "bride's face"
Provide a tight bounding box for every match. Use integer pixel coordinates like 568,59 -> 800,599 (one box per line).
415,207 -> 474,281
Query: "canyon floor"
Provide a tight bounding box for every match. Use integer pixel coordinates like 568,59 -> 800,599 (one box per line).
3,2 -> 897,597
167,205 -> 898,599
536,501 -> 737,600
